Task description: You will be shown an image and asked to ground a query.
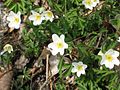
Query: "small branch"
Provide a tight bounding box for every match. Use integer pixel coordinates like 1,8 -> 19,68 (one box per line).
46,54 -> 49,81
95,33 -> 102,48
39,54 -> 49,90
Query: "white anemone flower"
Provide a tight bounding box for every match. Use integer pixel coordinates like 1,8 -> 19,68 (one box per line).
99,49 -> 120,69
117,37 -> 120,42
82,0 -> 99,10
48,34 -> 68,56
71,62 -> 87,77
3,44 -> 13,53
42,10 -> 54,22
28,10 -> 44,26
7,11 -> 21,29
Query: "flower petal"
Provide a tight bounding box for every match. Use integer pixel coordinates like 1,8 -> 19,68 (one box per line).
113,50 -> 119,57
29,15 -> 35,20
48,43 -> 58,51
71,67 -> 78,73
17,11 -> 21,16
81,70 -> 85,74
112,58 -> 120,66
51,50 -> 58,56
60,34 -> 65,42
52,34 -> 60,42
59,49 -> 64,55
72,62 -> 78,66
14,24 -> 20,29
83,64 -> 87,69
77,71 -> 82,77
8,22 -> 15,28
105,61 -> 114,69
78,61 -> 83,65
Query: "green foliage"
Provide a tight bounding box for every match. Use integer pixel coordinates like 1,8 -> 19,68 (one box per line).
1,0 -> 120,90
4,0 -> 33,13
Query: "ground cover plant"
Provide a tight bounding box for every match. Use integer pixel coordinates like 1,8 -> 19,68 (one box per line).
0,0 -> 120,90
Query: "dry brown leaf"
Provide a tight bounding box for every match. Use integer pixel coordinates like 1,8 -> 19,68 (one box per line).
15,55 -> 29,69
49,55 -> 59,76
0,70 -> 13,90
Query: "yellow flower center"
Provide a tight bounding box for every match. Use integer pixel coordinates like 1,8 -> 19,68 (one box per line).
46,11 -> 52,18
56,42 -> 63,48
86,0 -> 92,5
105,54 -> 113,62
36,15 -> 41,21
77,65 -> 83,71
14,17 -> 19,23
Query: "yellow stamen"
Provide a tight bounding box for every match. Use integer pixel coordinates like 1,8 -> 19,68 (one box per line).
56,42 -> 63,48
86,0 -> 92,5
14,17 -> 19,23
36,15 -> 41,21
77,65 -> 83,71
105,54 -> 113,62
47,11 -> 52,17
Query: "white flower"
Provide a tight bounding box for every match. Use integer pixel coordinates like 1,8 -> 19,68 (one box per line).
42,10 -> 54,22
28,10 -> 44,26
82,0 -> 99,10
71,61 -> 87,77
117,37 -> 120,42
99,49 -> 120,69
7,11 -> 21,29
3,44 -> 13,53
48,34 -> 68,55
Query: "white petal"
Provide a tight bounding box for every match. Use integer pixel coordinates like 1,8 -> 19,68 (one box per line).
60,34 -> 65,42
9,11 -> 15,16
64,43 -> 68,49
98,50 -> 104,56
8,22 -> 15,28
113,50 -> 119,57
71,67 -> 77,73
29,15 -> 35,20
92,2 -> 97,7
105,62 -> 114,69
117,40 -> 120,42
7,16 -> 14,21
100,59 -> 105,65
59,49 -> 64,55
48,43 -> 56,49
51,50 -> 58,56
105,49 -> 114,54
77,71 -> 82,77
17,11 -> 21,16
78,61 -> 83,65
33,20 -> 42,25
50,18 -> 53,22
83,64 -> 87,69
81,70 -> 85,74
72,62 -> 78,66
52,34 -> 60,42
31,10 -> 37,14
106,49 -> 119,57
117,37 -> 120,42
14,24 -> 20,29
112,58 -> 120,66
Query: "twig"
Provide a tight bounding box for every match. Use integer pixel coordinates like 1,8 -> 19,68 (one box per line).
95,33 -> 102,48
46,54 -> 49,81
39,54 -> 49,90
